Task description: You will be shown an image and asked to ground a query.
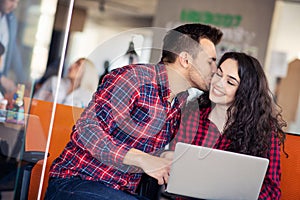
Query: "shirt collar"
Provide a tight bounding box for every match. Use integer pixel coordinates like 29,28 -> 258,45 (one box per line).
155,62 -> 190,108
155,62 -> 171,102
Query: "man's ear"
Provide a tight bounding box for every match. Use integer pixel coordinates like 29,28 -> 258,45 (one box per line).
178,52 -> 191,68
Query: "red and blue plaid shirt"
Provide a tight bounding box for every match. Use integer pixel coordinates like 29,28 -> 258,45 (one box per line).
49,63 -> 188,193
170,103 -> 281,200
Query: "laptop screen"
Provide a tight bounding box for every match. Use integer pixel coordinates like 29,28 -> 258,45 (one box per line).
166,142 -> 269,200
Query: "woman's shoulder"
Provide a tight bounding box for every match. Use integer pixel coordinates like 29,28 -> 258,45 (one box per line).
46,75 -> 60,83
183,99 -> 211,120
66,87 -> 93,107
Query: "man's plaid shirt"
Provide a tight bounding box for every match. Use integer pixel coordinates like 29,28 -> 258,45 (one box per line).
49,63 -> 187,193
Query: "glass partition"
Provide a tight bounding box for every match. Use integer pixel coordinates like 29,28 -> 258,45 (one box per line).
0,0 -> 73,199
1,0 -> 300,199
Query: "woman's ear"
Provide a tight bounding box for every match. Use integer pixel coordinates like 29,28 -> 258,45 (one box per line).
178,52 -> 191,69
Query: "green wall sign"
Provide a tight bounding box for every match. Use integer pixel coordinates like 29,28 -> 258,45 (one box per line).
180,9 -> 242,27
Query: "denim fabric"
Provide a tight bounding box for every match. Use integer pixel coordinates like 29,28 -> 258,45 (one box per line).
44,177 -> 149,200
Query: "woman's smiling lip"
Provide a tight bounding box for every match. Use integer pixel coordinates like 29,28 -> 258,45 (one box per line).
212,86 -> 225,96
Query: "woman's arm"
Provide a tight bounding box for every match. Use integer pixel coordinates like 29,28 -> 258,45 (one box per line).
258,133 -> 281,200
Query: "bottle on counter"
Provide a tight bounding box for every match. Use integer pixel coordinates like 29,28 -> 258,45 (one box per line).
0,98 -> 8,122
6,84 -> 25,124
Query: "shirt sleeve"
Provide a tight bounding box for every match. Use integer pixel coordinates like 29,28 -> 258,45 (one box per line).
258,132 -> 281,200
72,66 -> 167,172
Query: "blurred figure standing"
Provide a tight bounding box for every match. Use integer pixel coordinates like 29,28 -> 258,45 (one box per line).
0,42 -> 5,98
0,0 -> 23,95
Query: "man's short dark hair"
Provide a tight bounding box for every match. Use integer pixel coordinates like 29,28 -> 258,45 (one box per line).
161,23 -> 223,63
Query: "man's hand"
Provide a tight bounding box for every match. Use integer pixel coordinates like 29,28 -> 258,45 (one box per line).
124,148 -> 171,185
0,75 -> 16,94
160,151 -> 174,160
139,154 -> 171,185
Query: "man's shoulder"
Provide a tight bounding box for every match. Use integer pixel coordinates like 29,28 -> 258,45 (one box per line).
119,63 -> 156,70
110,63 -> 157,78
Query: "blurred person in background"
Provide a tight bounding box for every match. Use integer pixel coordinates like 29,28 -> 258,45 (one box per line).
0,42 -> 5,98
34,58 -> 99,108
0,0 -> 24,96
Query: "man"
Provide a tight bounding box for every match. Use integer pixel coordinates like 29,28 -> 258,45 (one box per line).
0,0 -> 22,95
0,42 -> 4,68
45,23 -> 223,200
0,42 -> 4,97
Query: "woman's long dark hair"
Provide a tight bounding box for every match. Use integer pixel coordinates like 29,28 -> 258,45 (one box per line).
199,52 -> 287,157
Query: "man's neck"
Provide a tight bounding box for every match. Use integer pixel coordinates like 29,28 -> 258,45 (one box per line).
165,63 -> 190,101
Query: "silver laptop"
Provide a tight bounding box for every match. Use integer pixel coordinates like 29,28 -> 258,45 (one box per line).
166,142 -> 269,200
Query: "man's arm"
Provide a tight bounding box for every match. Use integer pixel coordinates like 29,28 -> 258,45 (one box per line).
72,66 -> 168,173
0,75 -> 17,94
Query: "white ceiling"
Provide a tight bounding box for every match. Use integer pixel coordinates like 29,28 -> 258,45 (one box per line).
73,0 -> 300,28
74,0 -> 158,27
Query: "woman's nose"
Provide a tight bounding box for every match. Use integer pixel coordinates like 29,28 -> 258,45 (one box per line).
215,77 -> 224,87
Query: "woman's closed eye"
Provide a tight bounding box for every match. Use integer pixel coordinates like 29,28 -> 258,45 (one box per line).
227,80 -> 236,86
215,67 -> 239,86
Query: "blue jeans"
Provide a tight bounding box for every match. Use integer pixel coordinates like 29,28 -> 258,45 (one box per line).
44,177 -> 149,200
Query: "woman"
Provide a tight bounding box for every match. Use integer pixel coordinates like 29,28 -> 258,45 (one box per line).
166,52 -> 287,200
34,58 -> 99,107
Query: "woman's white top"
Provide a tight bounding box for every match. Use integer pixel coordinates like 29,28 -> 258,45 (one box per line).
34,76 -> 94,108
